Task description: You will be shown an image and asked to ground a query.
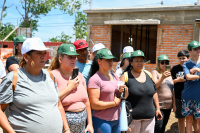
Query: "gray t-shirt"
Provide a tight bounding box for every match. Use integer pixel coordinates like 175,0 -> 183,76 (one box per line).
0,68 -> 63,133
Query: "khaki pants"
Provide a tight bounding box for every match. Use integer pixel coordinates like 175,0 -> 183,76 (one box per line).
127,117 -> 155,133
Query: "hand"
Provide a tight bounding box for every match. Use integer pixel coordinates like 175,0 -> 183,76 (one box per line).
190,68 -> 198,75
84,124 -> 94,133
67,76 -> 80,91
172,104 -> 176,112
177,76 -> 186,82
114,95 -> 121,106
119,85 -> 128,93
156,109 -> 163,120
161,71 -> 171,80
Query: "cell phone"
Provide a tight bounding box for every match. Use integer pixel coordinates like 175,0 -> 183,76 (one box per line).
166,65 -> 171,72
72,68 -> 79,79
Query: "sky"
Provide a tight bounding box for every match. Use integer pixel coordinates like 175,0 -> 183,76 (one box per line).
1,0 -> 198,42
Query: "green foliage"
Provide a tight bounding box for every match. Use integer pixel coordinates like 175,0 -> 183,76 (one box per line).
58,0 -> 89,16
0,22 -> 16,41
20,19 -> 39,32
73,12 -> 87,39
18,0 -> 54,31
48,32 -> 72,43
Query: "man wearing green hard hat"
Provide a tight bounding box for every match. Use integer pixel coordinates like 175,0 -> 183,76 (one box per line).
6,35 -> 27,73
181,40 -> 200,133
48,43 -> 94,133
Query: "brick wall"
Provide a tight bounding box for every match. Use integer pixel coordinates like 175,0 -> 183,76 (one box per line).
90,25 -> 112,49
156,24 -> 194,66
90,24 -> 194,72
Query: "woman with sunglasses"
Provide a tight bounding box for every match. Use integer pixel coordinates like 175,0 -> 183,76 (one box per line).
88,48 -> 128,133
115,52 -> 131,78
151,54 -> 174,133
48,44 -> 93,133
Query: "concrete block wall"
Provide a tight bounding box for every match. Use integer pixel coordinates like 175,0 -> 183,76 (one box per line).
89,24 -> 195,72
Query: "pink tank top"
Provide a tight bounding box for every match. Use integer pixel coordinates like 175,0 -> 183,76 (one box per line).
52,69 -> 88,111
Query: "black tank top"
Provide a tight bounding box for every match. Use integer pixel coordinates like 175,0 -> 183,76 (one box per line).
126,70 -> 156,120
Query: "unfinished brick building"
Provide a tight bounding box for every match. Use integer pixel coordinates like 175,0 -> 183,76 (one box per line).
84,4 -> 200,71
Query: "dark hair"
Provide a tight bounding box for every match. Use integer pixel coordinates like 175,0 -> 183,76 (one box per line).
89,56 -> 100,77
177,50 -> 190,58
89,56 -> 115,78
120,59 -> 125,67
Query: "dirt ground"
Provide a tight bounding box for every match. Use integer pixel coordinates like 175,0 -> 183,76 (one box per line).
165,111 -> 179,133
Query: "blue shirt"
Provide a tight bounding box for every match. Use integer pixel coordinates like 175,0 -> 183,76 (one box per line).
182,59 -> 200,100
76,60 -> 92,85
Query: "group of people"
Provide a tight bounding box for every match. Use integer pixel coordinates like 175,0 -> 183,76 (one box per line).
0,34 -> 200,133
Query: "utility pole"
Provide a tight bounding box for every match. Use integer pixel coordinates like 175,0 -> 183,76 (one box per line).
198,0 -> 199,5
2,30 -> 4,48
90,0 -> 93,9
73,1 -> 77,41
30,19 -> 32,37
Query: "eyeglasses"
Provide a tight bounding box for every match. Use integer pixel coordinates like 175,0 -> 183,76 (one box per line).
160,61 -> 169,65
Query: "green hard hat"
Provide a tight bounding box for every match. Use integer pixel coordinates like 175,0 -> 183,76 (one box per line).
14,35 -> 27,46
157,54 -> 170,62
188,41 -> 200,51
131,50 -> 145,58
122,52 -> 132,59
57,44 -> 80,56
96,48 -> 116,59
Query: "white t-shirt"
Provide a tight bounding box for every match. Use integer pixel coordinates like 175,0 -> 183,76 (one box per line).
115,68 -> 124,78
0,60 -> 6,78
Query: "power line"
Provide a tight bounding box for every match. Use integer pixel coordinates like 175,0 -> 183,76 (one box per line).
39,25 -> 74,27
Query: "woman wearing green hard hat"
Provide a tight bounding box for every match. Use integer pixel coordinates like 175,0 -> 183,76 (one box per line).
48,44 -> 93,133
120,50 -> 162,133
88,48 -> 128,133
6,35 -> 27,73
115,52 -> 131,78
151,54 -> 174,133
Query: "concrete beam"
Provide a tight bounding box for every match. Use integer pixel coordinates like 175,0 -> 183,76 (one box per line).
104,19 -> 160,25
86,10 -> 200,25
84,4 -> 200,14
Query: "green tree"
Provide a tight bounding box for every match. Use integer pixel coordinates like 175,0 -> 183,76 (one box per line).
0,0 -> 7,26
15,0 -> 56,32
48,32 -> 72,43
73,12 -> 87,39
15,0 -> 89,32
0,22 -> 16,41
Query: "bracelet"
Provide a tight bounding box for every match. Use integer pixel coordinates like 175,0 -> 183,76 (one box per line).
114,101 -> 117,106
63,129 -> 70,133
156,108 -> 160,110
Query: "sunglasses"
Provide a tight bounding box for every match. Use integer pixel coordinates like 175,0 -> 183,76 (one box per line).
160,61 -> 169,65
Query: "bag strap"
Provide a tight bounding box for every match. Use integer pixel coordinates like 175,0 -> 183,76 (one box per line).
124,71 -> 128,84
47,70 -> 55,82
143,70 -> 152,79
12,70 -> 18,92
